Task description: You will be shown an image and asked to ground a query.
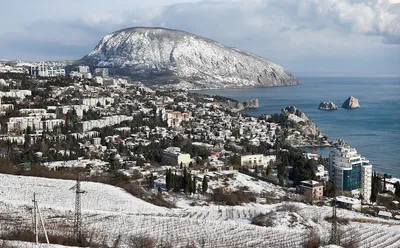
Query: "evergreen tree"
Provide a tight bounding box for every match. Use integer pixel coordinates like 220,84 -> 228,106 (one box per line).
394,182 -> 400,198
149,173 -> 154,190
158,186 -> 162,197
192,176 -> 197,195
166,169 -> 171,191
202,175 -> 208,195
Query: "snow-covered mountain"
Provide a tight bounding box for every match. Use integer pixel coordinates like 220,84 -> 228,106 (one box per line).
80,27 -> 299,89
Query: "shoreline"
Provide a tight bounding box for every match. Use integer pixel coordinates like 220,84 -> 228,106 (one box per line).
196,89 -> 398,178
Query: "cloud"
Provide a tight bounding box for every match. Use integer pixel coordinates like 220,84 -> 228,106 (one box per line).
0,0 -> 398,74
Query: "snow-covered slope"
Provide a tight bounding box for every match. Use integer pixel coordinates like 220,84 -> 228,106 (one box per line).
80,27 -> 299,89
0,174 -> 165,214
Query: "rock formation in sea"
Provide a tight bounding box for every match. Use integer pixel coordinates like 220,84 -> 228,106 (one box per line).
342,96 -> 360,109
235,99 -> 259,111
243,99 -> 259,109
319,101 -> 338,110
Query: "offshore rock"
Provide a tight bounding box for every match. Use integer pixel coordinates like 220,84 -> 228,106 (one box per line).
243,99 -> 259,109
342,96 -> 360,109
318,101 -> 338,110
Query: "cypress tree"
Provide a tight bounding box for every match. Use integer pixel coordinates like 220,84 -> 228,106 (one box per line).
166,169 -> 171,191
202,175 -> 208,195
192,176 -> 197,195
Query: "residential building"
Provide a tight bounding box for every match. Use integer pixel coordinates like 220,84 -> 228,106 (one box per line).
7,116 -> 64,133
336,196 -> 361,210
298,180 -> 324,203
315,164 -> 329,181
94,68 -> 109,77
162,147 -> 191,167
30,63 -> 65,77
0,90 -> 32,100
240,154 -> 265,168
329,145 -> 372,202
82,97 -> 114,107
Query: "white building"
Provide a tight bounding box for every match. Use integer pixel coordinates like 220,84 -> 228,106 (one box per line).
31,63 -> 65,77
82,97 -> 114,107
7,116 -> 65,133
162,147 -> 191,167
329,145 -> 372,202
315,164 -> 329,181
20,109 -> 47,115
79,115 -> 133,132
240,154 -> 272,168
0,90 -> 31,100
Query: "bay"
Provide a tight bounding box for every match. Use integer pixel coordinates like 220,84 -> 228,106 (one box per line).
197,77 -> 400,177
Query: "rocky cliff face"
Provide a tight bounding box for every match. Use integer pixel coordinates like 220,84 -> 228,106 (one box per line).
243,99 -> 259,109
319,101 -> 338,110
281,106 -> 327,146
79,27 -> 299,89
342,96 -> 360,109
235,99 -> 259,111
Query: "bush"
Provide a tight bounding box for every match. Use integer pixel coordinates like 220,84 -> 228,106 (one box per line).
303,230 -> 320,248
251,212 -> 277,227
276,203 -> 300,213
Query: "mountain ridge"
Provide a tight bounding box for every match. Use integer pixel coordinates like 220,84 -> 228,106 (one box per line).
79,27 -> 299,89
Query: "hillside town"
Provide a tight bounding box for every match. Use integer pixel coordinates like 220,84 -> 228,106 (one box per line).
0,64 -> 400,247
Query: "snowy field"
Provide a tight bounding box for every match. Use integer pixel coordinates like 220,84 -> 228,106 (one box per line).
1,173 -> 400,247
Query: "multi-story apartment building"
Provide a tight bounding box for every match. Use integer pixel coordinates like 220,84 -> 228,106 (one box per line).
0,90 -> 32,100
299,180 -> 324,203
329,145 -> 372,202
162,147 -> 191,167
30,63 -> 65,77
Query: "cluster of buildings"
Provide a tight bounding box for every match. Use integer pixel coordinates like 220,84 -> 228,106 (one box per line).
0,64 -> 27,74
30,63 -> 66,77
0,69 -> 385,213
80,115 -> 133,132
7,109 -> 65,133
157,107 -> 191,128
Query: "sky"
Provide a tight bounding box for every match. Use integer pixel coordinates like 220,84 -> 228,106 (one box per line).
0,0 -> 399,76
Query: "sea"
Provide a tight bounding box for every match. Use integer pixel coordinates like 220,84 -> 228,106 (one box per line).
197,77 -> 400,177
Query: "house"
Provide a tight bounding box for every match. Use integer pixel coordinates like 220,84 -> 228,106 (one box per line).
298,180 -> 324,203
240,154 -> 265,168
335,196 -> 361,210
315,164 -> 329,181
378,211 -> 392,219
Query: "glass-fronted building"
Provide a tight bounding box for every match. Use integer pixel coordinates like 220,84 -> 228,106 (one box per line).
329,144 -> 372,202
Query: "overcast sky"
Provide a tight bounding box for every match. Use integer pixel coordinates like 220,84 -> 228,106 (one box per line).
1,0 -> 399,75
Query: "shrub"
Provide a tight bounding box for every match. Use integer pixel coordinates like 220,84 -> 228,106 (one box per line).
276,203 -> 300,213
251,212 -> 277,227
303,230 -> 320,248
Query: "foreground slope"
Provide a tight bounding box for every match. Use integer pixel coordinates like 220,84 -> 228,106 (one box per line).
80,27 -> 299,89
1,173 -> 400,247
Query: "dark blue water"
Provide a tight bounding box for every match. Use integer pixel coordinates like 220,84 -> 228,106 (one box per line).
198,77 -> 400,177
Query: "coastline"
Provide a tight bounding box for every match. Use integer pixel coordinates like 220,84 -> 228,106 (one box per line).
194,83 -> 400,178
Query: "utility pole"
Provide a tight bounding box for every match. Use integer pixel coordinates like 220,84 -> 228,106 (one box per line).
32,193 -> 38,245
330,198 -> 339,245
72,175 -> 84,244
32,193 -> 49,245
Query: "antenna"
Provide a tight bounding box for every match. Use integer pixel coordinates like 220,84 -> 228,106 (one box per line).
71,174 -> 85,244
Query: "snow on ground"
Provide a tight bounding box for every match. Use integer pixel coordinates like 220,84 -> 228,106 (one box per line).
1,173 -> 400,247
0,174 -> 166,215
1,240 -> 80,248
